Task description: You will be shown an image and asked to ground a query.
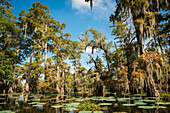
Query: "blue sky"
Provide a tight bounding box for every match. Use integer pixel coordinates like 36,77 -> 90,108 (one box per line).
10,0 -> 116,71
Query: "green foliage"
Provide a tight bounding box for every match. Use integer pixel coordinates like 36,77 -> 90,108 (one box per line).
78,101 -> 101,111
0,0 -> 20,93
0,52 -> 14,82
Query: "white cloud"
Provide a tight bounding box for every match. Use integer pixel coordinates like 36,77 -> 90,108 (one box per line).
72,0 -> 90,13
84,46 -> 99,53
72,0 -> 116,20
85,46 -> 93,53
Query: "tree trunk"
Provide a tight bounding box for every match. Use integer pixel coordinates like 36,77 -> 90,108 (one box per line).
24,22 -> 27,39
44,40 -> 47,80
56,65 -> 60,93
8,85 -> 13,93
135,27 -> 144,57
74,59 -> 77,93
44,23 -> 48,80
24,82 -> 29,93
146,63 -> 160,97
126,46 -> 133,93
74,58 -> 77,79
102,82 -> 106,96
2,80 -> 6,94
61,70 -> 65,95
25,47 -> 33,93
24,94 -> 28,103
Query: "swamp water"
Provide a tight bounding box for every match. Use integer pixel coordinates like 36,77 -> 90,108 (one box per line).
0,93 -> 169,113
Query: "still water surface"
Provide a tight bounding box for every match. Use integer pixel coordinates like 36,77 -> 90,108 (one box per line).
0,93 -> 169,113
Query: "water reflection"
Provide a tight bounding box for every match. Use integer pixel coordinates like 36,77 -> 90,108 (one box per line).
0,93 -> 169,113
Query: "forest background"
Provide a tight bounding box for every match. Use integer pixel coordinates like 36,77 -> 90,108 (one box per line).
0,0 -> 169,98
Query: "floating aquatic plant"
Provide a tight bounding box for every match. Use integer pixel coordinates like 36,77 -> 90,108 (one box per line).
122,104 -> 136,106
79,111 -> 92,113
155,102 -> 170,105
0,98 -> 5,100
37,102 -> 46,105
147,97 -> 163,99
138,106 -> 155,109
32,104 -> 43,107
27,102 -> 37,105
98,103 -> 112,106
134,102 -> 147,105
106,99 -> 116,101
143,100 -> 156,102
93,111 -> 103,113
51,105 -> 64,109
0,102 -> 6,105
0,110 -> 15,113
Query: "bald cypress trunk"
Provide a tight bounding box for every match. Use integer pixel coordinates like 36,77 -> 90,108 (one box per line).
44,40 -> 47,80
146,62 -> 160,97
74,58 -> 77,80
25,47 -> 33,93
44,24 -> 48,80
56,65 -> 60,93
135,26 -> 144,57
61,70 -> 64,95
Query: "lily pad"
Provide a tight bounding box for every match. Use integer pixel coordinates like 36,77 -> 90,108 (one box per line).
62,103 -> 71,106
134,102 -> 147,105
106,99 -> 116,102
96,96 -> 103,98
37,103 -> 46,105
143,100 -> 156,102
155,106 -> 167,109
97,98 -> 108,101
108,96 -> 115,98
65,99 -> 74,101
0,94 -> 8,96
93,111 -> 103,113
31,99 -> 40,101
40,99 -> 48,101
0,98 -> 5,100
155,102 -> 170,105
28,102 -> 37,105
51,105 -> 64,108
138,106 -> 155,109
75,99 -> 84,102
130,97 -> 142,100
119,98 -> 130,100
70,103 -> 80,106
148,97 -> 163,99
0,110 -> 15,113
84,98 -> 92,100
112,112 -> 127,113
122,104 -> 136,106
32,104 -> 43,107
92,99 -> 101,101
134,94 -> 147,96
98,103 -> 112,106
79,111 -> 92,113
0,103 -> 6,105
